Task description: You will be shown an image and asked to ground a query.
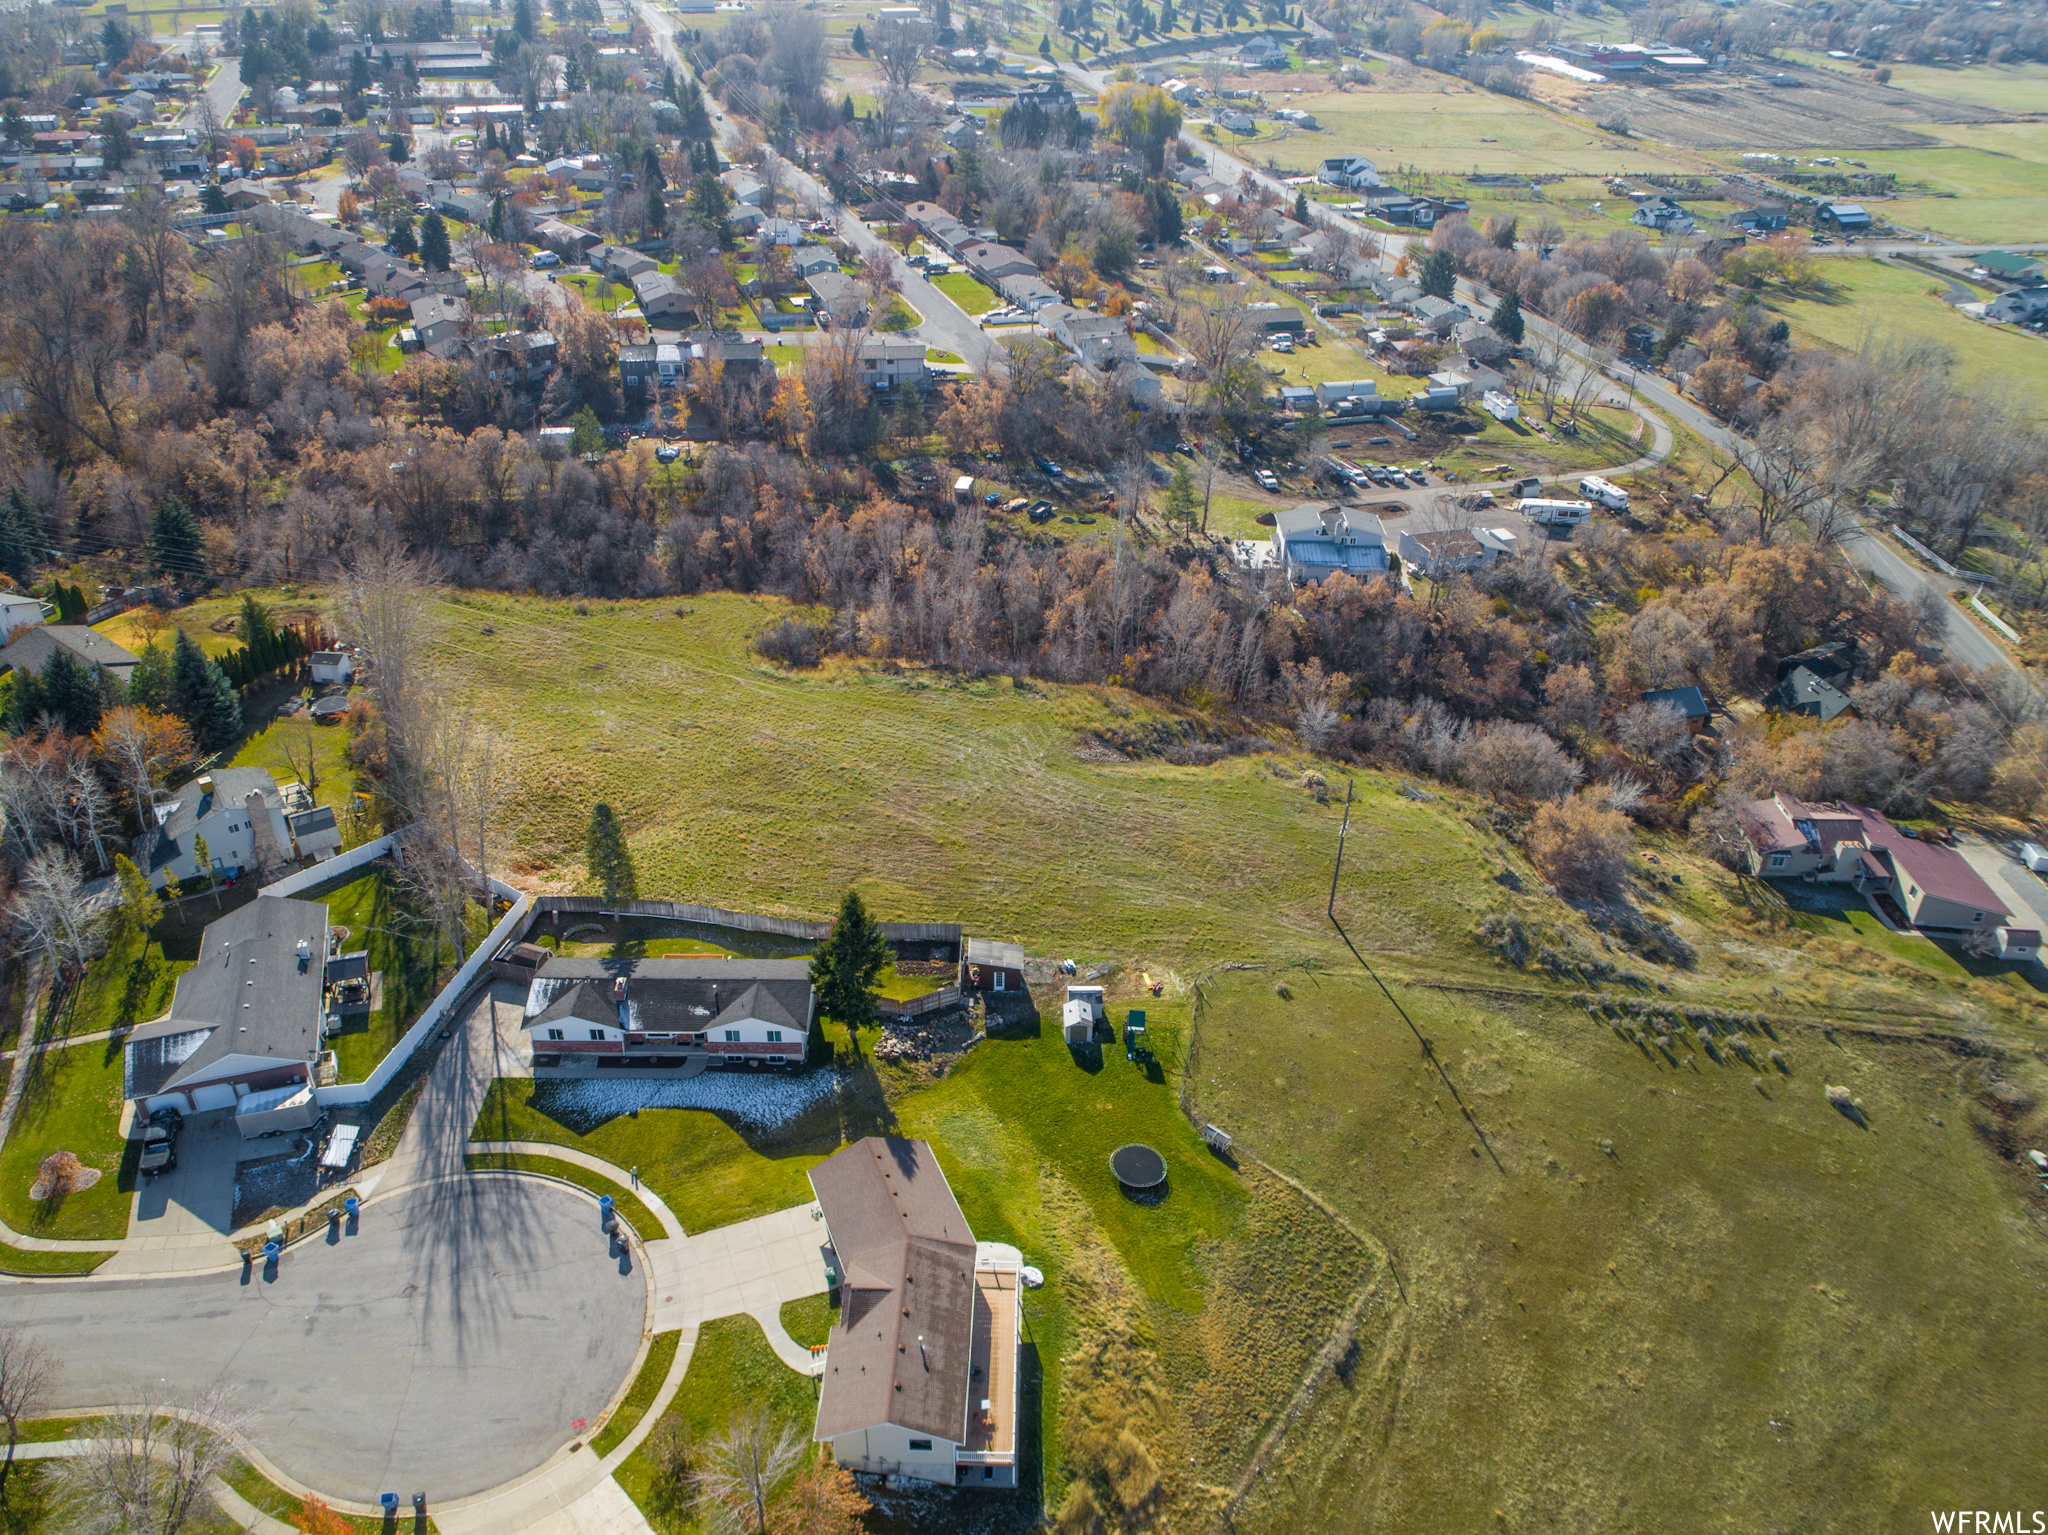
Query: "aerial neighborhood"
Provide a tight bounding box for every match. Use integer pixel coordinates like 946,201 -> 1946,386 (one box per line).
0,0 -> 2046,1528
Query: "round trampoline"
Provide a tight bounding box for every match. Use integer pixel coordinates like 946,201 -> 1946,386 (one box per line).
1110,1143 -> 1168,1191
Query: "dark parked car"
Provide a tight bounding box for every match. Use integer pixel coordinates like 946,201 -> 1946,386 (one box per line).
140,1124 -> 177,1177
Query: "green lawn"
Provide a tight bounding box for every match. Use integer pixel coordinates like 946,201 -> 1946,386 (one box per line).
470,1075 -> 836,1234
1762,256 -> 2048,406
463,1151 -> 665,1241
0,1242 -> 115,1274
1197,966 -> 2048,1534
934,270 -> 999,315
877,294 -> 922,332
779,1291 -> 837,1350
0,1038 -> 136,1242
591,1330 -> 682,1457
223,1460 -> 419,1534
765,343 -> 807,373
53,920 -> 188,1040
873,962 -> 948,1002
614,1316 -> 820,1527
321,869 -> 468,1083
1757,130 -> 2048,245
227,684 -> 361,828
1781,50 -> 2048,113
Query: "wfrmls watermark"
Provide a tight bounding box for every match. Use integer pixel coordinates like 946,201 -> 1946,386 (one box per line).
1932,1514 -> 2048,1532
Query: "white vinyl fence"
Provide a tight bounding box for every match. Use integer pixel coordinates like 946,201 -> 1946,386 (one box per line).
259,833 -> 402,898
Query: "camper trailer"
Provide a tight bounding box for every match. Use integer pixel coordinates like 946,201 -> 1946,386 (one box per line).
1578,475 -> 1629,512
1519,498 -> 1594,527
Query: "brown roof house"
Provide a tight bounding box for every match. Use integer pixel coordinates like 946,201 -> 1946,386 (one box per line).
811,1137 -> 1023,1488
1739,792 -> 2011,934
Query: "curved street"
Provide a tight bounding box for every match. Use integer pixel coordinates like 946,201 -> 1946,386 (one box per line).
0,1175 -> 646,1502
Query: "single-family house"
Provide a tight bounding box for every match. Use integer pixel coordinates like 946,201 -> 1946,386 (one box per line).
536,216 -> 603,251
1239,35 -> 1289,67
1766,665 -> 1855,722
720,169 -> 766,206
0,624 -> 138,684
807,269 -> 870,326
1272,108 -> 1318,130
1410,295 -> 1472,336
859,336 -> 928,389
1631,195 -> 1695,234
409,293 -> 470,347
435,188 -> 491,225
619,342 -> 658,395
1775,640 -> 1860,685
223,183 -> 276,211
1197,263 -> 1236,285
790,243 -> 839,278
687,335 -> 765,382
132,767 -> 301,890
484,330 -> 559,385
1218,110 -> 1256,136
1728,206 -> 1789,235
1042,304 -> 1131,364
520,955 -> 816,1074
759,217 -> 806,247
633,271 -> 695,325
1110,358 -> 1161,405
1450,318 -> 1509,363
998,272 -> 1061,313
123,895 -> 329,1118
811,1136 -> 1022,1489
1738,793 -> 2010,933
1987,286 -> 2048,325
1318,155 -> 1379,190
960,938 -> 1024,996
1396,525 -> 1516,578
1315,379 -> 1379,410
959,241 -> 1036,284
1272,505 -> 1393,584
0,594 -> 46,645
1640,685 -> 1710,731
1972,251 -> 2042,282
589,242 -> 659,283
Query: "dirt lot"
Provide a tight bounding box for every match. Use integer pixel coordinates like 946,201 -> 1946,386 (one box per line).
1579,59 -> 2017,151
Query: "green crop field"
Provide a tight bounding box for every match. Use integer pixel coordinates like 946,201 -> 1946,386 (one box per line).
1769,130 -> 2048,245
1763,257 -> 2048,404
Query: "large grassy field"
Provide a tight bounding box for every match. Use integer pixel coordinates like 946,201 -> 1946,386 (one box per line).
1763,256 -> 2048,403
1780,50 -> 2048,113
1195,967 -> 2048,1533
1231,87 -> 1694,179
1771,130 -> 2048,245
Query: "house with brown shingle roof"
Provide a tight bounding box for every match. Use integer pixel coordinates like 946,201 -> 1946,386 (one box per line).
811,1137 -> 1022,1488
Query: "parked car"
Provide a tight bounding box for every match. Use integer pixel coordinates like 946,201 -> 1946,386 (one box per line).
1037,458 -> 1064,477
1272,336 -> 1295,353
139,1124 -> 177,1177
1254,469 -> 1280,491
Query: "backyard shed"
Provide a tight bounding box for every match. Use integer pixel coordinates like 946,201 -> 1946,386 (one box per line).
961,937 -> 1025,995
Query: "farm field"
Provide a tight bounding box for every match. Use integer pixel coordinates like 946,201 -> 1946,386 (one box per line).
1231,87 -> 1694,179
1762,256 -> 2048,403
1757,130 -> 2048,245
1193,968 -> 2048,1533
1779,51 -> 2048,114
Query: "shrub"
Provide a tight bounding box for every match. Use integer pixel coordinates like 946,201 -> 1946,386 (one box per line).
1458,721 -> 1582,803
1523,792 -> 1633,901
753,619 -> 828,667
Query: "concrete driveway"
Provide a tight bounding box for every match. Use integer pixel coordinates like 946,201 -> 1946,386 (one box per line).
101,1109 -> 242,1278
0,1176 -> 646,1502
1959,836 -> 2048,934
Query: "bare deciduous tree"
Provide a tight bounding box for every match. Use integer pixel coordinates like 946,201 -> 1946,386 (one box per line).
694,1408 -> 805,1535
870,17 -> 935,90
335,544 -> 439,815
53,1381 -> 246,1535
0,1330 -> 55,1508
18,849 -> 93,972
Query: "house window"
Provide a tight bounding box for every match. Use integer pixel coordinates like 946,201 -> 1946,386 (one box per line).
547,1028 -> 565,1041
907,1440 -> 933,1452
1768,853 -> 1788,869
725,1054 -> 743,1064
588,1028 -> 606,1041
725,1029 -> 741,1042
767,1054 -> 786,1064
993,972 -> 1006,992
1974,912 -> 1984,923
984,1468 -> 995,1481
766,1029 -> 782,1043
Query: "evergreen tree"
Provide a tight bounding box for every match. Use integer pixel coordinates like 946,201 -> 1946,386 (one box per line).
851,22 -> 867,52
171,628 -> 243,750
569,406 -> 605,458
646,185 -> 667,235
808,890 -> 890,1040
488,192 -> 508,241
238,591 -> 275,647
1418,245 -> 1457,301
1293,189 -> 1309,223
148,496 -> 204,578
1489,285 -> 1525,343
390,212 -> 418,257
583,803 -> 635,902
126,641 -> 175,713
1165,461 -> 1196,527
841,94 -> 855,123
1039,31 -> 1053,56
513,0 -> 534,41
9,649 -> 108,735
200,182 -> 229,216
0,488 -> 44,584
419,210 -> 452,271
113,854 -> 162,944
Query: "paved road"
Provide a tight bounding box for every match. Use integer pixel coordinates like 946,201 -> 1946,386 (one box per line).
632,1 -> 998,371
178,56 -> 246,136
0,1177 -> 645,1502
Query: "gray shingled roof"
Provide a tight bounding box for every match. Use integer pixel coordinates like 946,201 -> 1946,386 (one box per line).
133,767 -> 279,874
523,957 -> 813,1037
0,625 -> 140,678
811,1137 -> 977,1443
123,895 -> 328,1098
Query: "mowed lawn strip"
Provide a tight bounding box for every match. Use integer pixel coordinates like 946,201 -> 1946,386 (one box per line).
462,1151 -> 665,1241
591,1330 -> 682,1457
0,1040 -> 138,1242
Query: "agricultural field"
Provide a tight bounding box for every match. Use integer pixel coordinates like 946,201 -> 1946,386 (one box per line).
1233,86 -> 1696,179
1762,256 -> 2048,403
1817,129 -> 2048,245
1780,51 -> 2048,114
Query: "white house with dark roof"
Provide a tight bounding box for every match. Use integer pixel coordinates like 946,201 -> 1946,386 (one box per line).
1272,505 -> 1393,584
520,956 -> 816,1073
133,767 -> 300,891
124,895 -> 329,1119
811,1136 -> 1022,1488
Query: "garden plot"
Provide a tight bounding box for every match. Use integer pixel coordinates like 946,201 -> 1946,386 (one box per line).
530,1071 -> 840,1134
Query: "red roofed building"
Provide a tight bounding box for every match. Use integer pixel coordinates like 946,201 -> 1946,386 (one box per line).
1739,793 -> 2009,933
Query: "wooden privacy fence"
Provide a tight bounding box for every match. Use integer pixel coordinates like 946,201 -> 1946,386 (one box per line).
878,984 -> 963,1021
531,897 -> 961,952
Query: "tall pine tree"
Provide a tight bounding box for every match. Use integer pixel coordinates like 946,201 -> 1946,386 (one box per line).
171,628 -> 243,749
419,210 -> 452,272
1489,286 -> 1525,343
808,890 -> 891,1041
0,488 -> 44,583
148,496 -> 204,577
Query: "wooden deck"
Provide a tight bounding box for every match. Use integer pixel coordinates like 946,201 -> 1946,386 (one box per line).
965,1266 -> 1017,1456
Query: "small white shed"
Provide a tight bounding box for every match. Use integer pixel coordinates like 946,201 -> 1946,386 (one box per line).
1996,927 -> 2039,961
1061,985 -> 1105,1045
310,649 -> 355,685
